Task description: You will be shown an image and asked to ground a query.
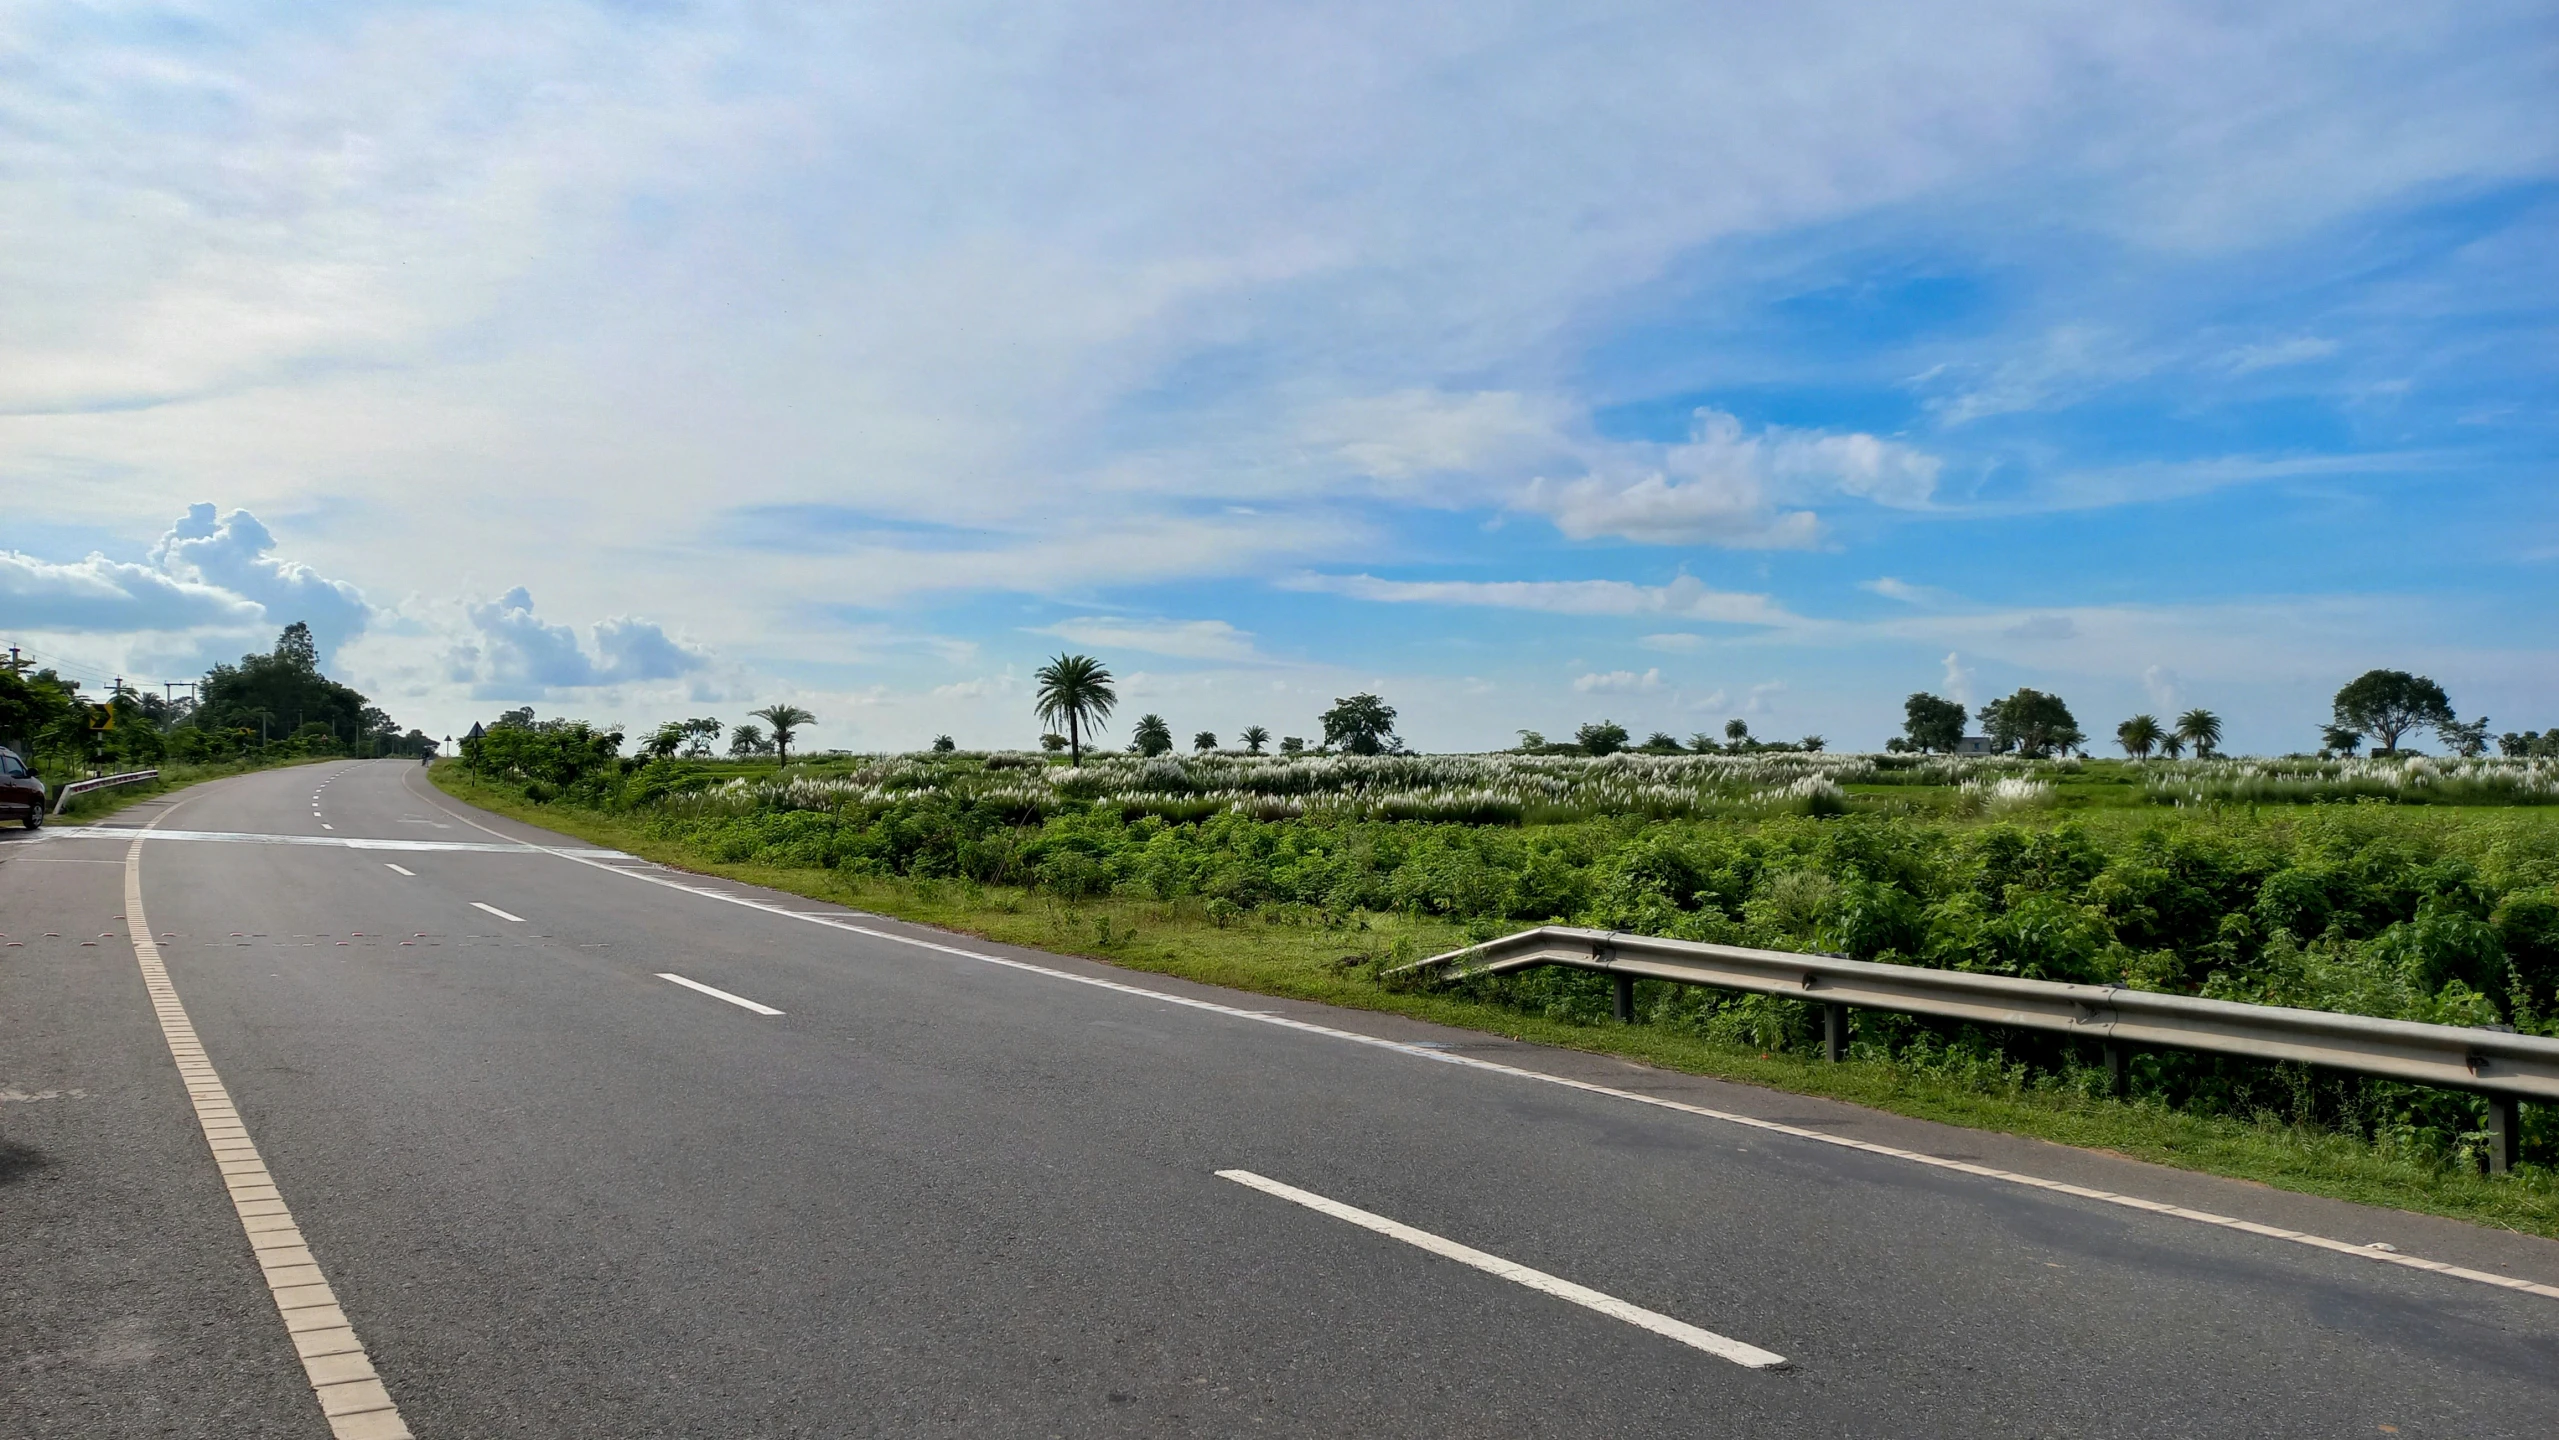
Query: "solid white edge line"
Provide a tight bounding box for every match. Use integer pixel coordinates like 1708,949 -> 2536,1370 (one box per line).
1217,1168 -> 1788,1369
123,806 -> 414,1436
384,864 -> 413,877
470,902 -> 525,923
657,972 -> 785,1015
398,768 -> 2559,1306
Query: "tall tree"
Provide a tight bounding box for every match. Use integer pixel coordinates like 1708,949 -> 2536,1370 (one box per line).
1902,693 -> 1967,754
1320,693 -> 1399,755
1032,653 -> 1116,765
2175,708 -> 2222,758
1131,714 -> 1173,756
1192,730 -> 1218,752
1576,720 -> 1629,756
751,704 -> 815,763
2332,670 -> 2452,756
1978,689 -> 2083,758
2116,714 -> 2162,759
1239,725 -> 1270,755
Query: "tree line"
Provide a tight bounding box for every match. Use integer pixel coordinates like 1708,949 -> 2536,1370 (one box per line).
0,623 -> 433,774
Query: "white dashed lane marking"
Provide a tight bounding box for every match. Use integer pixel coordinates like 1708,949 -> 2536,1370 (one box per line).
657,973 -> 785,1016
1218,1169 -> 1788,1369
383,864 -> 413,877
470,902 -> 525,923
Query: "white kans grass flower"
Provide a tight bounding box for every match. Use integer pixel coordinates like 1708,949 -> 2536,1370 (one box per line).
656,750 -> 2559,822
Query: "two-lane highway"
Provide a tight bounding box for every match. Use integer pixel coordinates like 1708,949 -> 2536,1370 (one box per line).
6,760 -> 2558,1436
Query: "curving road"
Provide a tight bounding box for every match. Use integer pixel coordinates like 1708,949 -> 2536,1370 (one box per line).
4,759 -> 2557,1437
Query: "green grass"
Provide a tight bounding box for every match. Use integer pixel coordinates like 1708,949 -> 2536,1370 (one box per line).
430,763 -> 2559,1239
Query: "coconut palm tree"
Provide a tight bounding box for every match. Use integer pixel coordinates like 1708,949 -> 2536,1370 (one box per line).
750,704 -> 815,763
1239,725 -> 1270,755
1032,653 -> 1116,766
2176,708 -> 2223,758
1192,730 -> 1218,752
2116,714 -> 2162,760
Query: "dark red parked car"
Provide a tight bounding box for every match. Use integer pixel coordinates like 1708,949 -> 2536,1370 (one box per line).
0,747 -> 46,829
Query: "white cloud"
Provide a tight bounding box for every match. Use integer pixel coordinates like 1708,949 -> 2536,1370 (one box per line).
1639,633 -> 1708,652
1861,576 -> 1952,606
1941,651 -> 1975,706
2143,664 -> 2181,710
2224,336 -> 2340,373
1032,617 -> 1264,663
1572,667 -> 1664,694
152,505 -> 374,659
0,549 -> 262,633
1516,409 -> 1937,547
454,587 -> 712,698
1290,572 -> 1802,628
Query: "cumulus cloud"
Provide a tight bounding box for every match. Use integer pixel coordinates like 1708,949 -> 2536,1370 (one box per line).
1033,617 -> 1264,663
151,504 -> 373,658
1290,571 -> 1801,628
0,549 -> 262,632
456,587 -> 711,697
1517,410 -> 1937,547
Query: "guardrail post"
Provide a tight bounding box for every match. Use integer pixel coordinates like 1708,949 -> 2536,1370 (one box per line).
2103,1042 -> 2130,1100
2485,1096 -> 2519,1176
1823,1003 -> 1847,1062
1613,973 -> 1634,1024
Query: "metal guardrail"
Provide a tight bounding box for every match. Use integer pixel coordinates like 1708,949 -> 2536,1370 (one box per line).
1399,925 -> 2559,1172
52,768 -> 160,815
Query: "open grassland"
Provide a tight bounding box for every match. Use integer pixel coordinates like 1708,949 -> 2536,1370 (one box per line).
435,746 -> 2559,1234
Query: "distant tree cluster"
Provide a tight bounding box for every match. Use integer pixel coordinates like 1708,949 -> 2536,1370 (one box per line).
1517,716 -> 1822,757
2,622 -> 430,780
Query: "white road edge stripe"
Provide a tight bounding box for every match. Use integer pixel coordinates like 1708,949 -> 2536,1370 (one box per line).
657,972 -> 784,1015
384,864 -> 414,877
1217,1168 -> 1787,1369
400,770 -> 2559,1306
121,811 -> 414,1437
471,902 -> 525,922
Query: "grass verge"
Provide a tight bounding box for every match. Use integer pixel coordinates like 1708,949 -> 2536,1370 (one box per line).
433,764 -> 2559,1240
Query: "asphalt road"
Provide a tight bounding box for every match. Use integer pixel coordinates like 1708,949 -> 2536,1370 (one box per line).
5,759 -> 2558,1437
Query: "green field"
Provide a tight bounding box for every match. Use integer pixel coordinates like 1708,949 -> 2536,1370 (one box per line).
434,740 -> 2559,1233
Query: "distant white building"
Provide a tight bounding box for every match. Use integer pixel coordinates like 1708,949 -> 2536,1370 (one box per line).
1953,735 -> 1997,755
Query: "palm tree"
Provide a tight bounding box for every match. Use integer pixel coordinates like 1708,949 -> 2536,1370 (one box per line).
2116,714 -> 2162,760
1131,714 -> 1173,756
750,704 -> 815,763
1032,653 -> 1116,766
1239,725 -> 1270,755
2157,732 -> 2185,759
1192,730 -> 1218,753
2176,708 -> 2223,759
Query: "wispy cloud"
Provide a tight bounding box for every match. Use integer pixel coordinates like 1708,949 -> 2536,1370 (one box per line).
1032,617 -> 1264,663
1290,572 -> 1802,628
2223,336 -> 2340,374
1572,667 -> 1664,694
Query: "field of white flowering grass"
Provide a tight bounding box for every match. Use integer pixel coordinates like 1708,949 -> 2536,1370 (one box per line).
653,749 -> 2559,825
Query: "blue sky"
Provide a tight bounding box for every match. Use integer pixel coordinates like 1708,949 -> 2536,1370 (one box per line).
3,2 -> 2552,753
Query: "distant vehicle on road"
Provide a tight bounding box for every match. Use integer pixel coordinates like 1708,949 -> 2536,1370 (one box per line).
0,747 -> 44,828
